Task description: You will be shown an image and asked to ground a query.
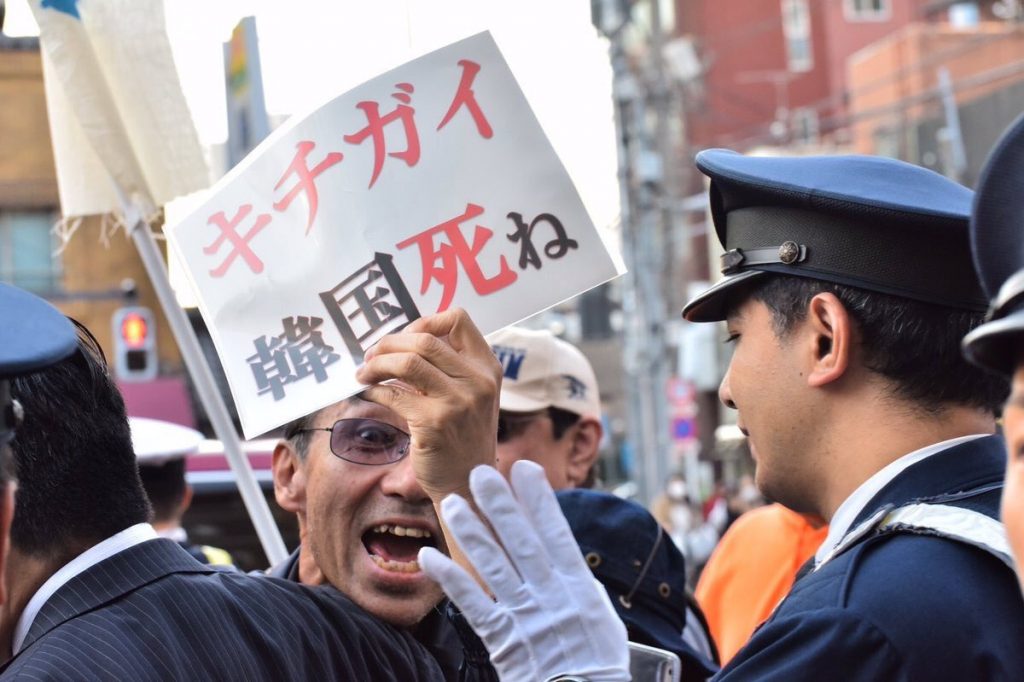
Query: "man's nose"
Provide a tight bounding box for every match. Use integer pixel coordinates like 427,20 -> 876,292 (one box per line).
719,366 -> 736,410
379,456 -> 429,502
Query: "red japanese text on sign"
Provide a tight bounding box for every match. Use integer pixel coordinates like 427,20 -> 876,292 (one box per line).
344,83 -> 420,189
204,204 -> 273,278
273,140 -> 344,235
437,59 -> 493,139
396,202 -> 517,313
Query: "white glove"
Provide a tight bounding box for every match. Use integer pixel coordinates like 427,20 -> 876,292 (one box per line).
418,461 -> 630,682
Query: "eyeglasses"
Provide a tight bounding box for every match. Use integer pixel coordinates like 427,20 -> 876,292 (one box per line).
293,418 -> 411,466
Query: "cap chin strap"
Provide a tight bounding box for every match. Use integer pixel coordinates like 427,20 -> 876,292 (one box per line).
720,241 -> 808,275
619,524 -> 665,610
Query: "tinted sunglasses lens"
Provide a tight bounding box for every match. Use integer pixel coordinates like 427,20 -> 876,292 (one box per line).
329,419 -> 409,465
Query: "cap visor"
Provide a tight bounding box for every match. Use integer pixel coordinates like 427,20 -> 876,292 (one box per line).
962,308 -> 1024,376
498,390 -> 551,413
682,271 -> 768,322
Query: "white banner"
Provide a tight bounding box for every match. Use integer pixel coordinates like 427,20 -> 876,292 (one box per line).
166,32 -> 621,438
32,0 -> 208,218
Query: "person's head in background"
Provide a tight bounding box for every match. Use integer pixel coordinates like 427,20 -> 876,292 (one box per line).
130,417 -> 234,566
1,315 -> 149,657
0,283 -> 78,611
9,325 -> 152,563
664,473 -> 688,503
490,326 -> 603,489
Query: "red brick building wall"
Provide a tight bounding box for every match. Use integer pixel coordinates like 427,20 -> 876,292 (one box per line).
677,0 -> 930,150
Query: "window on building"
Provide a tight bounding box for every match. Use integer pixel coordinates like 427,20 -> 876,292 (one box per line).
781,0 -> 813,73
844,0 -> 891,21
0,211 -> 62,294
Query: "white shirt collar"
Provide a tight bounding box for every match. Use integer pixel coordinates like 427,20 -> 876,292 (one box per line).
12,523 -> 158,654
156,526 -> 188,543
814,434 -> 987,566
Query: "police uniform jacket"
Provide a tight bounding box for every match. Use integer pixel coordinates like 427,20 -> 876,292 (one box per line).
715,435 -> 1024,681
1,539 -> 444,681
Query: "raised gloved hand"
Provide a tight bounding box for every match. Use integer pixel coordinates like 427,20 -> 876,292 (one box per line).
418,461 -> 630,682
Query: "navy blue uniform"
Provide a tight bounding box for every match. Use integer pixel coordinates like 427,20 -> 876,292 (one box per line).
716,435 -> 1024,680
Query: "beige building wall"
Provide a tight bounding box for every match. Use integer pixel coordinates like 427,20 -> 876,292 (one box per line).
0,40 -> 182,372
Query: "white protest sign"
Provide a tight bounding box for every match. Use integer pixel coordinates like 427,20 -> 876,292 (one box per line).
166,31 -> 621,439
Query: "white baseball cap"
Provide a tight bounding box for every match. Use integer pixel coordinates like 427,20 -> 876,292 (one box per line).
489,326 -> 600,419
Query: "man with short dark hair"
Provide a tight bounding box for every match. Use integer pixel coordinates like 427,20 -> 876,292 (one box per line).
130,417 -> 234,566
270,396 -> 463,677
676,150 -> 1023,679
0,282 -> 78,635
490,326 -> 603,489
408,152 -> 1024,681
0,324 -> 447,679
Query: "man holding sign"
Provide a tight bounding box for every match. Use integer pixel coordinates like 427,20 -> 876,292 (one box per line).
268,391 -> 489,676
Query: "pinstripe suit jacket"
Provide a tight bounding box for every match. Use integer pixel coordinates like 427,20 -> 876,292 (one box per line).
0,538 -> 444,681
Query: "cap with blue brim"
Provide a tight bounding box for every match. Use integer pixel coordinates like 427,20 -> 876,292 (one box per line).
682,149 -> 983,322
0,283 -> 78,445
962,113 -> 1024,376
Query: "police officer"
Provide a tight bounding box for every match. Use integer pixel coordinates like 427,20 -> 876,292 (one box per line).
0,283 -> 77,438
129,417 -> 235,566
0,282 -> 77,628
676,150 -> 1024,679
0,283 -> 77,450
961,112 -> 1024,598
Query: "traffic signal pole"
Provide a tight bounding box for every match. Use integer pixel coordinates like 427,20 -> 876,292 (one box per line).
125,205 -> 287,565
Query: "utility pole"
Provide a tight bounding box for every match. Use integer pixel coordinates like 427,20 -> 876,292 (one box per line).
595,0 -> 677,504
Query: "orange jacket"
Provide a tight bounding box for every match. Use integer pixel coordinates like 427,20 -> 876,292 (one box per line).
695,503 -> 828,664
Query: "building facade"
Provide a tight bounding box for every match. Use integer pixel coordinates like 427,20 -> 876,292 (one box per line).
0,34 -> 182,375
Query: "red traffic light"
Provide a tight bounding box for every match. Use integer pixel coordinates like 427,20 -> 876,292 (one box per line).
120,313 -> 149,349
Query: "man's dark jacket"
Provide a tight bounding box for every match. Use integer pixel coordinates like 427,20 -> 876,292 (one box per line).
268,546 -> 469,680
1,539 -> 444,680
716,435 -> 1024,680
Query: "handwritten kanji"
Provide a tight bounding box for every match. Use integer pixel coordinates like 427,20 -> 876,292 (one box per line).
319,252 -> 420,363
273,140 -> 344,235
204,204 -> 272,278
247,316 -> 341,401
344,84 -> 420,189
437,60 -> 493,139
396,203 -> 517,313
506,211 -> 579,270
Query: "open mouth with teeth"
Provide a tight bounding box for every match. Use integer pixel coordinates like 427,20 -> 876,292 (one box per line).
362,524 -> 437,573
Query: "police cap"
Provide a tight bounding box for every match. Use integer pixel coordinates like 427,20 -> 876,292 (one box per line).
682,149 -> 984,322
0,282 -> 78,445
128,417 -> 204,466
962,113 -> 1024,376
